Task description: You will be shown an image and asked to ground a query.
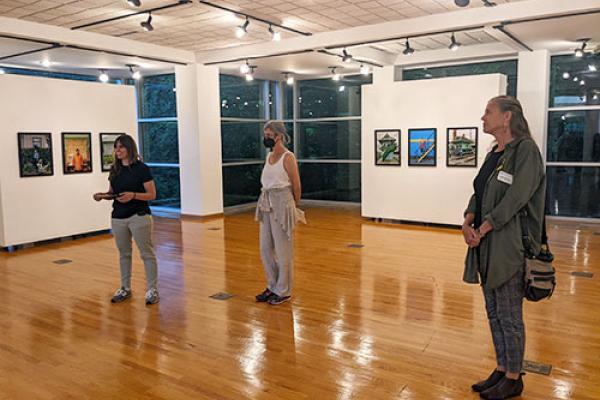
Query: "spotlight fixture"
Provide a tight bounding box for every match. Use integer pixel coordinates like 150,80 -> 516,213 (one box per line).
403,39 -> 415,55
268,25 -> 281,41
580,79 -> 586,86
449,33 -> 461,51
573,76 -> 579,82
282,72 -> 294,85
593,94 -> 599,101
99,70 -> 109,83
127,0 -> 141,7
245,65 -> 256,81
141,13 -> 153,32
454,0 -> 469,7
330,67 -> 341,81
240,60 -> 250,74
127,64 -> 141,80
562,71 -> 571,79
360,65 -> 371,75
482,0 -> 497,7
236,18 -> 250,38
575,38 -> 590,57
589,64 -> 598,72
41,59 -> 51,68
342,49 -> 353,63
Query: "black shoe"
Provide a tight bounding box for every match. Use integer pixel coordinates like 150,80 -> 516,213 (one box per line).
255,288 -> 275,302
472,370 -> 505,393
537,245 -> 554,262
268,294 -> 291,305
480,375 -> 524,400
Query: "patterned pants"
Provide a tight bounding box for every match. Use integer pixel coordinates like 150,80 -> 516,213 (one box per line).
483,270 -> 525,373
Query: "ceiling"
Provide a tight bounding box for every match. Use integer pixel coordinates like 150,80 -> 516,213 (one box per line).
0,0 -> 524,52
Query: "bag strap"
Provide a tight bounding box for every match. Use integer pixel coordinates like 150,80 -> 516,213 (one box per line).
511,140 -> 537,259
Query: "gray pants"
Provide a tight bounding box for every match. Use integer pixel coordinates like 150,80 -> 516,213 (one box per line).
111,214 -> 158,290
260,211 -> 294,297
483,270 -> 525,373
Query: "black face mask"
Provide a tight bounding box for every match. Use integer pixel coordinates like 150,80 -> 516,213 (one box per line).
263,138 -> 275,149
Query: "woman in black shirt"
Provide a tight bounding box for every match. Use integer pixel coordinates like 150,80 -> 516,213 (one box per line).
93,134 -> 159,305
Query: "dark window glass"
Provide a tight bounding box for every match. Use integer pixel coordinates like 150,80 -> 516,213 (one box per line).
269,81 -> 277,118
222,164 -> 263,207
402,60 -> 518,97
298,75 -> 372,119
140,74 -> 177,118
298,120 -> 360,160
221,122 -> 265,163
546,167 -> 600,218
149,167 -> 180,208
220,74 -> 265,119
549,54 -> 600,107
284,122 -> 294,152
300,162 -> 361,202
139,121 -> 179,164
0,66 -> 129,84
283,83 -> 294,119
547,110 -> 600,162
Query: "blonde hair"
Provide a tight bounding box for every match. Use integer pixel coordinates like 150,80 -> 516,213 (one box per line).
490,95 -> 532,140
264,120 -> 291,144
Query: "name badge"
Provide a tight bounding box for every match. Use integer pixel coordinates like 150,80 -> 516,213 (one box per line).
498,171 -> 513,185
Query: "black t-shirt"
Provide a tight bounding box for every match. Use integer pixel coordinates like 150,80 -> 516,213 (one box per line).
473,150 -> 504,228
110,162 -> 153,219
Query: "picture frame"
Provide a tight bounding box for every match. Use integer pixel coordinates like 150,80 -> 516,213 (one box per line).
62,132 -> 93,174
408,128 -> 437,166
17,132 -> 54,177
447,127 -> 478,168
375,129 -> 401,166
100,133 -> 123,172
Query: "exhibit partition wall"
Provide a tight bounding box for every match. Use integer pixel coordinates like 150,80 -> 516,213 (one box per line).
361,72 -> 506,226
0,74 -> 138,247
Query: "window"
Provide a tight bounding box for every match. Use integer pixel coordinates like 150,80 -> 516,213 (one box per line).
298,75 -> 370,118
297,121 -> 361,160
546,55 -> 600,219
0,66 -> 131,85
401,60 -> 518,97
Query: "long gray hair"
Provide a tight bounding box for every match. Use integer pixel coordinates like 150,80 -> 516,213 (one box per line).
263,120 -> 291,144
490,95 -> 532,140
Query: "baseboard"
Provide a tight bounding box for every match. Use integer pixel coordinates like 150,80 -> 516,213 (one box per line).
1,229 -> 112,252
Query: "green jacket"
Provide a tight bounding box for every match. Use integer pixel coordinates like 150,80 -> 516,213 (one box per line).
463,137 -> 546,290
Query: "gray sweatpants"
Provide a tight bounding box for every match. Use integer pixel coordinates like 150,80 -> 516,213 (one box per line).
111,214 -> 158,290
260,211 -> 294,297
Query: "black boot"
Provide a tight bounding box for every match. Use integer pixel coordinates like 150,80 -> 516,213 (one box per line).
537,244 -> 554,262
472,370 -> 505,393
480,375 -> 524,400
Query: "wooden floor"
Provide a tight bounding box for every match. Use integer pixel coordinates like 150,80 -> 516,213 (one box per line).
0,207 -> 599,400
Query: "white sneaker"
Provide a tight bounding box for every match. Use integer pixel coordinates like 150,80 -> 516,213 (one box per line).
145,288 -> 159,305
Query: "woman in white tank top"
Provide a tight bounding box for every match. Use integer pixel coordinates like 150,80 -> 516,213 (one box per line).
254,121 -> 304,305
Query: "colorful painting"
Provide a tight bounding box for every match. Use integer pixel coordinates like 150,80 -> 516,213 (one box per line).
447,127 -> 478,167
62,132 -> 92,174
375,129 -> 401,165
408,128 -> 437,166
18,132 -> 54,177
100,133 -> 122,172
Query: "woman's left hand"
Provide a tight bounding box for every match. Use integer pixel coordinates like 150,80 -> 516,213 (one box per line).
116,192 -> 135,203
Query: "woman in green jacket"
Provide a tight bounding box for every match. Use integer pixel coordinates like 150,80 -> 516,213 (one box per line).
462,96 -> 546,400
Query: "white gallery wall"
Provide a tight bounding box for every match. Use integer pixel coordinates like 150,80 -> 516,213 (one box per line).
361,71 -> 507,226
0,74 -> 138,247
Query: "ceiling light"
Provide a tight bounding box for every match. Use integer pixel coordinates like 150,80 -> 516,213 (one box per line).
561,115 -> 566,121
589,64 -> 597,72
41,59 -> 51,68
449,33 -> 461,51
403,39 -> 414,55
580,79 -> 586,86
454,0 -> 469,7
330,67 -> 341,81
128,64 -> 141,80
562,71 -> 570,79
245,66 -> 256,81
283,72 -> 294,85
482,0 -> 497,7
99,70 -> 109,83
573,76 -> 579,82
236,18 -> 249,38
0,67 -> 5,74
360,65 -> 370,75
575,38 -> 589,57
593,94 -> 599,100
268,25 -> 281,41
141,13 -> 153,32
240,61 -> 250,74
127,0 -> 141,7
342,49 -> 353,63
338,85 -> 345,92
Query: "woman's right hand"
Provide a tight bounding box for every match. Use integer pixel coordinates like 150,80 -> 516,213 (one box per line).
462,224 -> 480,247
93,192 -> 106,202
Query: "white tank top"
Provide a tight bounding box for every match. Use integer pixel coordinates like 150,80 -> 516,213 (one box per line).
261,151 -> 292,190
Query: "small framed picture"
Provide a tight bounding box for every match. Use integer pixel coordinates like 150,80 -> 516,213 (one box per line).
100,133 -> 123,172
408,128 -> 437,166
17,132 -> 54,177
375,129 -> 401,166
62,132 -> 92,174
447,127 -> 478,167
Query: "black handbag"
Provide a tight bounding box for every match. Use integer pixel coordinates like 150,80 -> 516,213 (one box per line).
519,210 -> 556,301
